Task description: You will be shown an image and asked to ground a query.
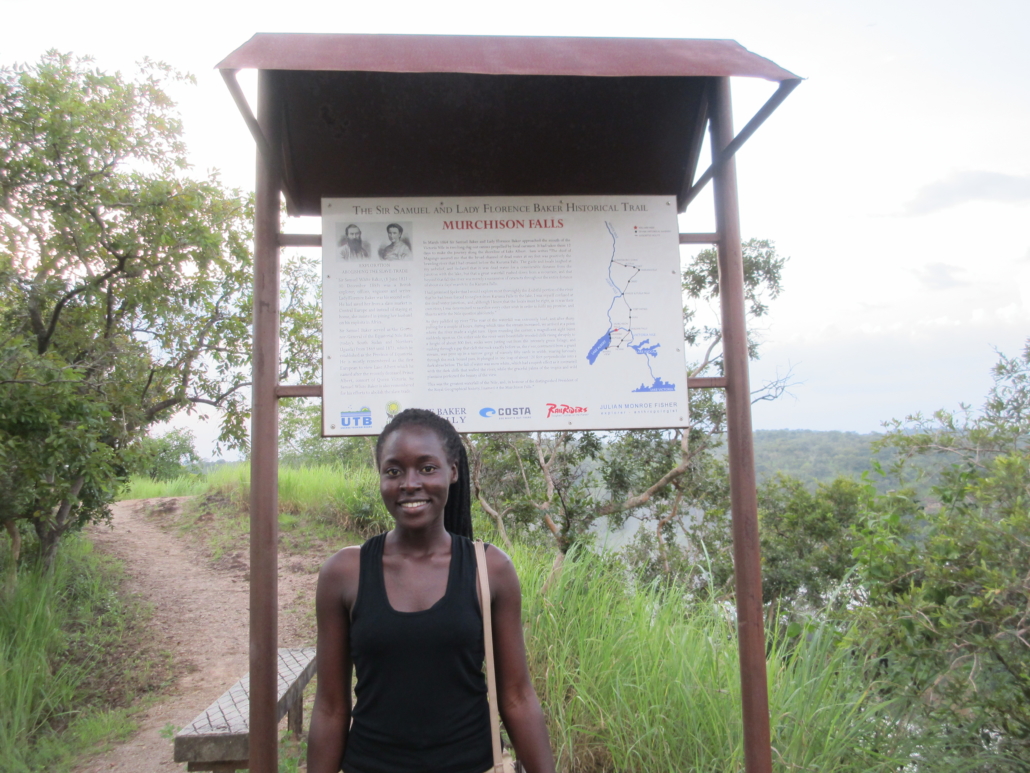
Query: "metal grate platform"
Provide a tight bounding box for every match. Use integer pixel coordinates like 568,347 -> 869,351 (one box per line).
174,647 -> 316,770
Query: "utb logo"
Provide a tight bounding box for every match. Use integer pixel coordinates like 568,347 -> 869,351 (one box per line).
340,409 -> 373,428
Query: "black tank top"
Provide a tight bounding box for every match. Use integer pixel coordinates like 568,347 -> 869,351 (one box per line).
342,533 -> 493,773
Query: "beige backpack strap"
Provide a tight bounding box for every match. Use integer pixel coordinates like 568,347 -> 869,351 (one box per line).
474,540 -> 505,772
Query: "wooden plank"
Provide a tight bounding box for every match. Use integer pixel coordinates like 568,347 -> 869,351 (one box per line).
174,648 -> 316,766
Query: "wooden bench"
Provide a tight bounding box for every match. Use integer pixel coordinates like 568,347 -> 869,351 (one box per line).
174,647 -> 317,772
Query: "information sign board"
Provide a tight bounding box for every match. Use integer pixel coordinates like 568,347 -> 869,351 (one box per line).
321,195 -> 688,435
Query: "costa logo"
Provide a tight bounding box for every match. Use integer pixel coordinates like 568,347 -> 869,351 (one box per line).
479,407 -> 531,418
546,403 -> 588,418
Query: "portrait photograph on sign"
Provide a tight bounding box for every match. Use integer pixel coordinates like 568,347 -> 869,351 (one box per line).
335,221 -> 415,261
321,195 -> 689,436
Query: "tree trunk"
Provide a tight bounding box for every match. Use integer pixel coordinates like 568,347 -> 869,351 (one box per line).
3,519 -> 20,595
35,476 -> 86,571
34,518 -> 59,572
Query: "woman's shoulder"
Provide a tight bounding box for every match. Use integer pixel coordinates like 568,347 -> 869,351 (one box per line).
318,545 -> 360,584
319,532 -> 387,587
321,532 -> 388,571
478,541 -> 519,594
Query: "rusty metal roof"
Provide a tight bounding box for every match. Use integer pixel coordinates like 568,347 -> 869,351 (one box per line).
217,34 -> 799,215
217,34 -> 798,81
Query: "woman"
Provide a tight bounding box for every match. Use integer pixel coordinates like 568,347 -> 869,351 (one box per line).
378,223 -> 413,260
307,409 -> 555,773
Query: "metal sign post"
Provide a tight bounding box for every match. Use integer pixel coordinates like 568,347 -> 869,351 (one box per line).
712,75 -> 772,773
249,69 -> 281,773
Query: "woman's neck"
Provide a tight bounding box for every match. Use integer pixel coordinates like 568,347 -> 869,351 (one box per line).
387,523 -> 451,556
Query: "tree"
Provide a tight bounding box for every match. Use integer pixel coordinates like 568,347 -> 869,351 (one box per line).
755,474 -> 865,607
136,427 -> 201,481
0,53 -> 312,565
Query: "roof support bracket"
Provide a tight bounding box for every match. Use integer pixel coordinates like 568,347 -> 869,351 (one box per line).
681,78 -> 801,210
220,69 -> 299,213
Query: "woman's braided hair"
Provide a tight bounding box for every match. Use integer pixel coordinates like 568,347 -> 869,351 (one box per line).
375,408 -> 473,539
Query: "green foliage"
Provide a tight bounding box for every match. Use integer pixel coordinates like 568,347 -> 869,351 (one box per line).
751,429 -> 885,485
134,427 -> 201,481
757,474 -> 866,607
622,466 -> 869,611
856,468 -> 1030,767
0,346 -> 120,554
681,238 -> 785,359
854,343 -> 1030,769
0,52 -> 316,563
0,535 -> 160,772
469,430 -> 606,551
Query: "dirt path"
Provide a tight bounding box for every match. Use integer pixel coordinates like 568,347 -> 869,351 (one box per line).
75,497 -> 319,773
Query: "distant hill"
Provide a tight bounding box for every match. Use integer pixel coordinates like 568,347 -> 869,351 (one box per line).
713,429 -> 946,494
752,429 -> 884,485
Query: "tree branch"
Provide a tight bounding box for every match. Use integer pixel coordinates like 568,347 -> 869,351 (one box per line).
467,440 -> 515,550
598,428 -> 695,517
144,381 -> 251,421
688,333 -> 722,378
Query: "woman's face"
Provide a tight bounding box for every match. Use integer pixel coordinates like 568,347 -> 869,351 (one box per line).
387,226 -> 401,243
378,425 -> 457,530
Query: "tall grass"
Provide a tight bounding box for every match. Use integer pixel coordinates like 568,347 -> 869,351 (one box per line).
0,537 -> 147,772
121,463 -> 391,535
512,544 -> 911,773
120,474 -> 209,499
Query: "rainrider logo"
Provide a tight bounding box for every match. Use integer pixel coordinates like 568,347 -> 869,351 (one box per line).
479,407 -> 531,419
545,403 -> 588,418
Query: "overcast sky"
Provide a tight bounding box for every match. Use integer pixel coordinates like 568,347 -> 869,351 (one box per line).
3,0 -> 1028,456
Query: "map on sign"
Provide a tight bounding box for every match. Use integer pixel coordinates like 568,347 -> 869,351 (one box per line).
586,221 -> 677,394
321,195 -> 689,436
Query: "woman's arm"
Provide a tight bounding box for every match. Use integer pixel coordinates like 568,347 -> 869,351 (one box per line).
307,548 -> 359,773
487,546 -> 556,773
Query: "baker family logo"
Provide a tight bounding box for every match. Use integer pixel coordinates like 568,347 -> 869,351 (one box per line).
546,403 -> 588,418
430,407 -> 468,425
386,400 -> 402,418
339,407 -> 373,428
479,407 -> 531,419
